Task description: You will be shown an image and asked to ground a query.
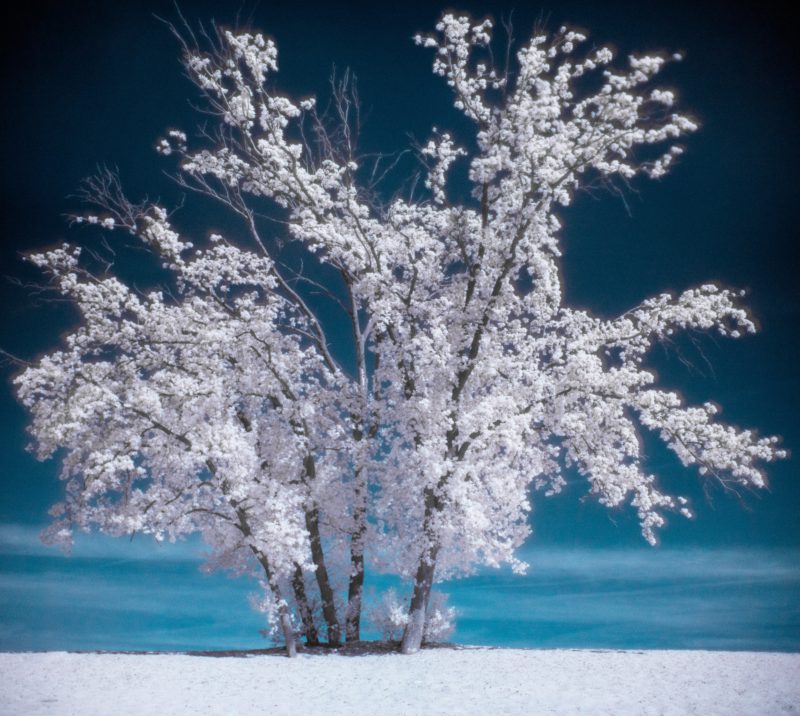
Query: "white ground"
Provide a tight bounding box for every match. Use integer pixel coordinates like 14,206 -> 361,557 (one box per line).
1,648 -> 798,715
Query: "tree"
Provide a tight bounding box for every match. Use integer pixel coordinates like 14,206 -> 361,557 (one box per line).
372,15 -> 785,653
13,12 -> 785,657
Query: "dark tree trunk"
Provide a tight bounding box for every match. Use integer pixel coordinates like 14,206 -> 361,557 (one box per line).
401,486 -> 441,654
345,465 -> 367,642
291,564 -> 319,646
304,505 -> 341,646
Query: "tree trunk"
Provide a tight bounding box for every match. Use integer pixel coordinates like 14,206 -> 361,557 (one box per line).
400,543 -> 439,654
344,279 -> 371,644
277,599 -> 298,658
228,497 -> 297,658
251,548 -> 298,658
344,543 -> 365,642
401,484 -> 442,655
304,505 -> 341,646
345,465 -> 367,642
291,564 -> 319,646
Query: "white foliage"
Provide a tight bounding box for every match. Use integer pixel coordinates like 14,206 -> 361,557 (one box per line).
367,588 -> 455,642
367,588 -> 410,641
14,13 -> 785,641
250,584 -> 298,644
423,592 -> 457,642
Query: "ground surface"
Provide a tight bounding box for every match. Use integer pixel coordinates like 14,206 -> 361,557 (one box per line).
1,647 -> 798,715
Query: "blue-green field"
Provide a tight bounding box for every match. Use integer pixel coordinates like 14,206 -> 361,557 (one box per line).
2,526 -> 797,653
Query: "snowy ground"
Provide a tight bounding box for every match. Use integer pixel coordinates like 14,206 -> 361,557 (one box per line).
1,648 -> 798,715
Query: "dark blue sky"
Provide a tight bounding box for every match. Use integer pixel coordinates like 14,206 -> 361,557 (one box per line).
0,0 -> 798,650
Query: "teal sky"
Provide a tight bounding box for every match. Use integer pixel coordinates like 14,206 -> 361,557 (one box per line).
0,0 -> 797,650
